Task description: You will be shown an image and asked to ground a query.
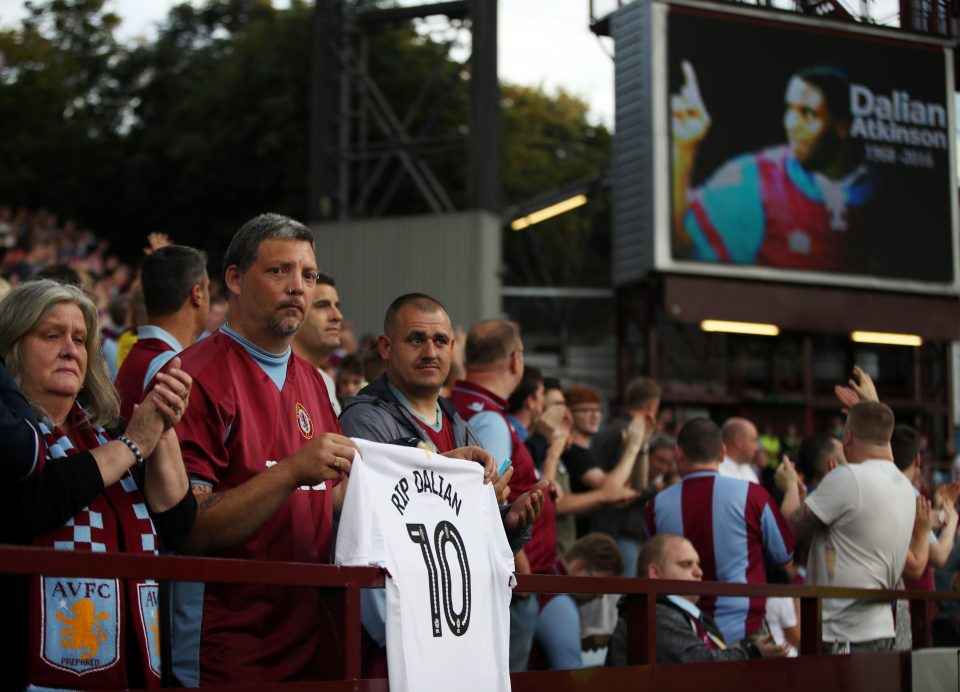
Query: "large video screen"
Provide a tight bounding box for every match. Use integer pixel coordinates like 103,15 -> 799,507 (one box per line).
666,7 -> 956,287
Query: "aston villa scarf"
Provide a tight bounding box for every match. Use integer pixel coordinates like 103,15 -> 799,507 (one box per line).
27,403 -> 162,689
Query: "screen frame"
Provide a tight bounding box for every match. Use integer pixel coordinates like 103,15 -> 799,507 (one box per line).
649,0 -> 960,295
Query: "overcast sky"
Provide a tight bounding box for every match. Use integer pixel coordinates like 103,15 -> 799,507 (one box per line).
0,0 -> 618,126
0,0 -> 931,131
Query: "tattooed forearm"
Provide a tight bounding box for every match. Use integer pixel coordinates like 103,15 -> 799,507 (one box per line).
198,492 -> 224,512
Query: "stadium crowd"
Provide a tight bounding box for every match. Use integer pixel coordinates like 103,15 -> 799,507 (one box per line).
2,206 -> 959,687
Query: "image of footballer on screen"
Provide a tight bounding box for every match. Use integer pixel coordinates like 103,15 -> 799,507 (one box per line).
671,61 -> 877,273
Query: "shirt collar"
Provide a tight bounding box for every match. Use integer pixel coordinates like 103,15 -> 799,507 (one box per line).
388,381 -> 443,433
666,594 -> 703,620
452,379 -> 507,412
136,325 -> 183,352
221,323 -> 291,362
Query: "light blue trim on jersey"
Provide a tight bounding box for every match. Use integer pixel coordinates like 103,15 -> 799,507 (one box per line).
221,323 -> 290,391
170,580 -> 205,687
143,351 -> 178,392
137,325 -> 185,392
103,337 -> 120,380
535,594 -> 582,669
469,410 -> 512,469
760,503 -> 793,566
711,477 -> 750,644
361,588 -> 388,647
507,414 -> 529,442
687,154 -> 765,263
137,325 -> 183,351
652,480 -> 685,536
388,382 -> 443,433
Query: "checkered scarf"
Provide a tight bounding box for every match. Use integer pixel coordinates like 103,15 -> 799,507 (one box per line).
27,402 -> 162,688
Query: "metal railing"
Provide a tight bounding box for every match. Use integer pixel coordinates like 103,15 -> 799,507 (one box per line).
3,544 -> 954,691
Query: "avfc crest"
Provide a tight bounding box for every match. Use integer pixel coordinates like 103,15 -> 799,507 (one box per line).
41,576 -> 120,676
296,402 -> 314,440
136,582 -> 161,678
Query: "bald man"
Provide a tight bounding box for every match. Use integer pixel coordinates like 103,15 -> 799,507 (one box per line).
720,417 -> 760,484
606,535 -> 788,664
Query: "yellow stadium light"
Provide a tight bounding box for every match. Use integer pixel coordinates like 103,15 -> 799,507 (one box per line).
700,320 -> 780,337
850,331 -> 922,347
510,194 -> 588,231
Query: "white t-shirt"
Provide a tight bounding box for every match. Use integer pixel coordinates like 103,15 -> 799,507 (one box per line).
318,368 -> 342,416
765,597 -> 798,657
336,439 -> 515,692
805,460 -> 916,643
719,456 -> 760,484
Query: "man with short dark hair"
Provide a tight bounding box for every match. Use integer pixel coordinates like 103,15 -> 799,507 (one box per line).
171,213 -> 359,684
592,376 -> 662,574
563,532 -> 625,580
646,417 -> 794,644
338,297 -> 543,675
797,431 -> 845,492
115,245 -> 210,421
777,401 -> 916,652
451,320 -> 574,670
606,535 -> 789,664
507,365 -> 544,444
335,353 -> 364,407
508,366 -> 569,474
892,424 -> 957,579
293,273 -> 344,414
340,293 -> 481,452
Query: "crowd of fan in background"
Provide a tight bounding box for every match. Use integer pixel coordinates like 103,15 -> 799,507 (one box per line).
5,203 -> 960,677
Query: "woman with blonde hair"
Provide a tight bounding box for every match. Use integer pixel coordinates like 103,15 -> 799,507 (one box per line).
0,279 -> 195,690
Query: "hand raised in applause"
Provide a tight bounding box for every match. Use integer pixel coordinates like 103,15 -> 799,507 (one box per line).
775,456 -> 799,493
504,479 -> 547,534
834,365 -> 879,412
494,465 -> 513,505
623,413 -> 655,450
533,403 -> 567,439
124,357 -> 192,455
913,496 -> 933,538
936,480 -> 960,509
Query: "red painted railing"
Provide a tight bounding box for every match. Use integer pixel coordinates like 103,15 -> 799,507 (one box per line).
3,545 -> 955,691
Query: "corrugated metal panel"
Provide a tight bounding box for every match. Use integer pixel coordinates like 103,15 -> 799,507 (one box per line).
524,338 -> 619,408
611,0 -> 656,287
309,212 -> 502,337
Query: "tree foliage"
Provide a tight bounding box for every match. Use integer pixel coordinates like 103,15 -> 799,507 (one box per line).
0,0 -> 125,221
0,0 -> 610,281
502,83 -> 611,287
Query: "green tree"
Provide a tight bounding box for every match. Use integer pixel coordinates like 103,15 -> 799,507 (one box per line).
0,0 -> 611,276
0,0 -> 125,221
116,0 -> 314,255
501,83 -> 611,288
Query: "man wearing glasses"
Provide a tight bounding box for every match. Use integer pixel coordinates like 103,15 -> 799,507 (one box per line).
563,385 -> 650,539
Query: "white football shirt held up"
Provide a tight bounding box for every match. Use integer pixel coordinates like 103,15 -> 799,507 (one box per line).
336,438 -> 515,692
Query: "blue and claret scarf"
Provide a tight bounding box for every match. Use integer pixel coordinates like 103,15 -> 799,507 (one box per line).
27,402 -> 162,689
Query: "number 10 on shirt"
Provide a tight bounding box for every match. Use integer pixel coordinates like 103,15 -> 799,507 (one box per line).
407,521 -> 472,637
